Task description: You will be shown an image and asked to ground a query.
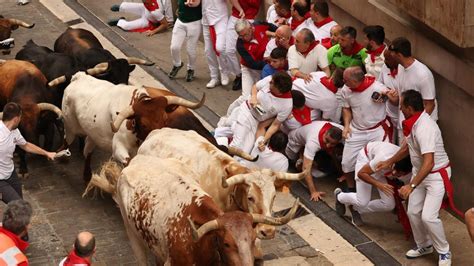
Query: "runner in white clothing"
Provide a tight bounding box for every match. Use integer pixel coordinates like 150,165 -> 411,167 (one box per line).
230,72 -> 293,154
362,25 -> 387,79
286,121 -> 343,201
335,141 -> 412,226
376,90 -> 452,265
306,1 -> 338,42
340,66 -> 391,192
243,133 -> 289,172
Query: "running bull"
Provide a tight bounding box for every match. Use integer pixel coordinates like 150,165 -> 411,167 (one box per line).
0,16 -> 34,54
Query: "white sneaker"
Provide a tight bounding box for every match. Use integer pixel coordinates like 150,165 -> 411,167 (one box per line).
206,79 -> 220,89
438,252 -> 452,266
406,245 -> 434,259
221,73 -> 230,86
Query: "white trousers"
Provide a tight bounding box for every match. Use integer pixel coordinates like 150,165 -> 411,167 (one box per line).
341,126 -> 386,173
203,18 -> 229,80
226,66 -> 261,116
225,16 -> 249,76
230,105 -> 258,154
117,3 -> 153,31
170,19 -> 202,70
407,168 -> 451,254
338,149 -> 395,213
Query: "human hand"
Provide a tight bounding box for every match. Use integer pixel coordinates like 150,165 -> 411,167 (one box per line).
145,30 -> 155,37
46,152 -> 56,161
337,175 -> 346,182
342,127 -> 351,139
375,160 -> 393,172
310,191 -> 326,201
377,182 -> 395,197
239,9 -> 245,18
249,97 -> 258,108
398,184 -> 413,199
385,88 -> 399,102
303,73 -> 312,83
258,139 -> 266,151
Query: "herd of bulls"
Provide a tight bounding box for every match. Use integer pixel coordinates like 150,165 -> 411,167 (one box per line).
1,16 -> 305,265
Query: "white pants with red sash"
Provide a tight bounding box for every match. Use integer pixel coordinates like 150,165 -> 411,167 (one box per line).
407,165 -> 451,254
338,148 -> 396,213
117,3 -> 156,31
229,103 -> 258,154
341,124 -> 388,173
202,17 -> 229,80
226,66 -> 261,116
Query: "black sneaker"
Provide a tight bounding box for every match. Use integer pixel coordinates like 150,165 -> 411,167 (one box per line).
168,63 -> 183,79
232,75 -> 242,91
186,69 -> 195,82
334,188 -> 346,216
110,4 -> 120,12
350,208 -> 364,226
107,17 -> 124,27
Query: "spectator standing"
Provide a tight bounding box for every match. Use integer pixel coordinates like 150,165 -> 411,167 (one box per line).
168,0 -> 202,82
321,24 -> 341,49
306,0 -> 338,42
288,0 -> 310,36
363,25 -> 387,79
327,26 -> 367,70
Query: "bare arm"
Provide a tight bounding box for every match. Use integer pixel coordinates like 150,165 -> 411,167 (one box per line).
423,99 -> 435,115
263,119 -> 282,144
321,66 -> 330,77
358,164 -> 394,196
290,69 -> 312,83
399,152 -> 434,199
145,18 -> 168,36
256,118 -> 273,139
375,141 -> 409,171
466,208 -> 474,243
229,0 -> 245,17
342,107 -> 352,139
19,142 -> 56,160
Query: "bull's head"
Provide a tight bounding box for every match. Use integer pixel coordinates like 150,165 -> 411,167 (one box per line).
188,200 -> 298,265
221,164 -> 307,239
0,17 -> 34,54
110,93 -> 205,140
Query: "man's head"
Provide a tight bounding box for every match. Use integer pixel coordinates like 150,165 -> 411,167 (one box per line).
2,200 -> 32,237
331,68 -> 345,88
388,37 -> 411,63
235,19 -> 254,43
295,28 -> 315,53
2,102 -> 22,128
343,66 -> 365,88
400,90 -> 424,118
330,24 -> 342,45
268,131 -> 289,153
291,1 -> 309,18
74,231 -> 96,258
323,126 -> 343,149
270,72 -> 293,94
383,49 -> 398,69
338,26 -> 357,51
310,0 -> 329,21
275,25 -> 292,47
269,47 -> 288,69
363,25 -> 385,51
392,156 -> 412,177
291,90 -> 306,109
275,0 -> 292,18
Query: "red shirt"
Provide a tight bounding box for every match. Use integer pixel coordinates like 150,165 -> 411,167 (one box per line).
237,24 -> 273,69
231,0 -> 261,19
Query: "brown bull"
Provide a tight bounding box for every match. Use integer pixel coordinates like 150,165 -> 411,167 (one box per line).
0,16 -> 34,54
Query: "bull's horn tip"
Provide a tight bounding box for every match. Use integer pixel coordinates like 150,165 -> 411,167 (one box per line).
28,23 -> 35,28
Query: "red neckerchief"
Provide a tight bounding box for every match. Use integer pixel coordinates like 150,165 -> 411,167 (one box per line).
320,37 -> 332,49
349,76 -> 375,92
282,12 -> 291,19
0,227 -> 29,251
63,250 -> 92,266
402,111 -> 423,137
320,76 -> 337,93
270,90 -> 292,98
367,44 -> 385,63
389,68 -> 398,78
301,41 -> 319,57
318,122 -> 333,151
342,41 -> 364,56
143,0 -> 159,11
290,16 -> 306,31
292,106 -> 312,125
314,17 -> 333,28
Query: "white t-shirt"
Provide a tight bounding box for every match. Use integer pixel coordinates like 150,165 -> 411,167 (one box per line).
201,0 -> 228,26
364,45 -> 387,80
341,80 -> 388,130
250,76 -> 293,122
292,71 -> 338,121
0,121 -> 26,180
264,38 -> 277,58
406,112 -> 449,176
377,64 -> 399,121
243,136 -> 289,172
305,18 -> 338,41
365,141 -> 400,172
288,17 -> 308,37
288,44 -> 328,75
397,60 -> 438,121
266,4 -> 278,23
288,121 -> 343,160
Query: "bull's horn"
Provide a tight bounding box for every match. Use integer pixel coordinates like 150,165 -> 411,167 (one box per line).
252,198 -> 300,225
110,105 -> 135,133
274,169 -> 308,181
125,57 -> 154,66
48,75 -> 67,87
227,146 -> 258,162
188,217 -> 219,241
164,93 -> 205,110
37,103 -> 62,119
86,62 -> 109,76
221,174 -> 247,188
7,19 -> 35,28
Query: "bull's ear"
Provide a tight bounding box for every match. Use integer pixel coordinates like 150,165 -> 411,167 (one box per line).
128,65 -> 136,73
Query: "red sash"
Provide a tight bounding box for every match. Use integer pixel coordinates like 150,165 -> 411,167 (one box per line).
209,25 -> 220,57
144,0 -> 159,11
431,164 -> 465,218
349,76 -> 375,93
130,21 -> 159,33
301,41 -> 319,57
320,76 -> 337,94
314,17 -> 333,28
367,44 -> 385,63
292,106 -> 312,125
366,117 -> 393,142
318,122 -> 333,151
402,111 -> 423,137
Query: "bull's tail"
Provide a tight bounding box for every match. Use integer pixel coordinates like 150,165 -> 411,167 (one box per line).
82,160 -> 123,197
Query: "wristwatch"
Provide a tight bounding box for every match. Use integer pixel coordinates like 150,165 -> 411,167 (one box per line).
410,183 -> 416,189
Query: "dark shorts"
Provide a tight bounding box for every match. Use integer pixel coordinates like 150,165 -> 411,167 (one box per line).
0,170 -> 23,204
